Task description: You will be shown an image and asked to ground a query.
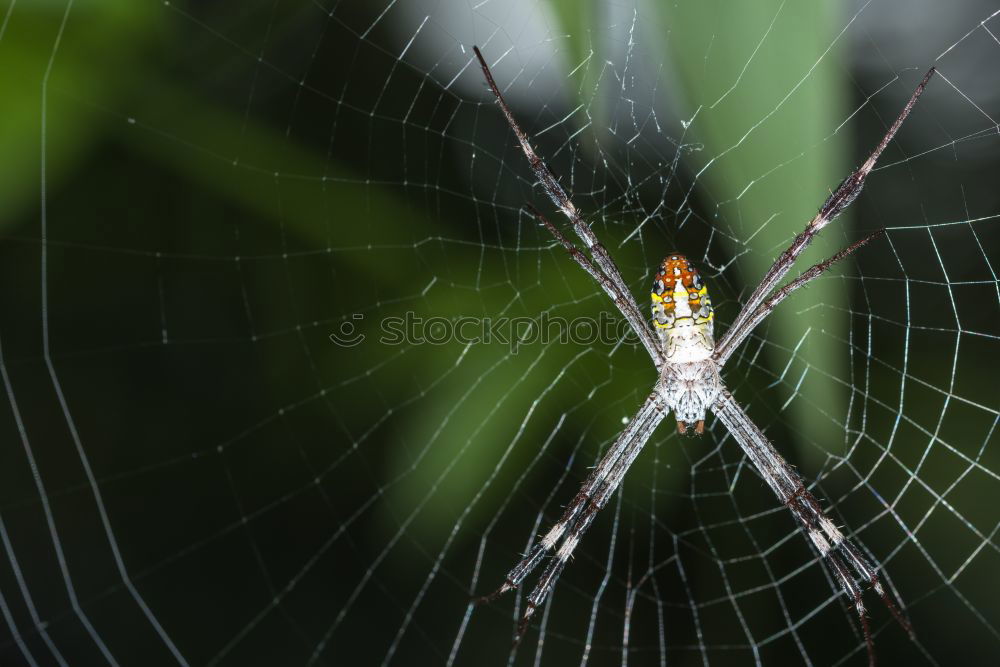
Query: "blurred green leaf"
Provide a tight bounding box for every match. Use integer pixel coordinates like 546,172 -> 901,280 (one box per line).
127,83 -> 428,273
545,0 -> 597,90
0,0 -> 156,227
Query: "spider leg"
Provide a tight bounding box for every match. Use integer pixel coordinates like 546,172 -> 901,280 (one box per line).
477,393 -> 665,606
716,67 -> 935,358
511,395 -> 667,642
714,229 -> 884,365
712,390 -> 911,666
473,46 -> 663,368
525,204 -> 663,363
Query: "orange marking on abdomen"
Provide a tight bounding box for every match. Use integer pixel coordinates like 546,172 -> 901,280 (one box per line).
653,253 -> 704,301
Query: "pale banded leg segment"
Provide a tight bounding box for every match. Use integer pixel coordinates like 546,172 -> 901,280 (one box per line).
715,67 -> 936,360
713,391 -> 911,665
514,395 -> 667,640
471,46 -> 664,370
713,229 -> 885,366
477,393 -> 664,603
478,393 -> 666,639
525,204 -> 663,366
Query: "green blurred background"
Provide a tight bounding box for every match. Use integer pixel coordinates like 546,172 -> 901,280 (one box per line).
1,0 -> 998,665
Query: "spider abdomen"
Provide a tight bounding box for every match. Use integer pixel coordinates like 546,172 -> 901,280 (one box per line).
651,254 -> 715,362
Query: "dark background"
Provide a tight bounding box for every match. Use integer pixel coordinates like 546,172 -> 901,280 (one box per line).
0,1 -> 998,665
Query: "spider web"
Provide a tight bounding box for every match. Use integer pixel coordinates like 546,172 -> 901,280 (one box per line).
0,0 -> 998,665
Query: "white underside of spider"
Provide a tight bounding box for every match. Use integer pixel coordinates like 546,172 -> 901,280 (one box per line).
472,45 -> 934,666
659,360 -> 720,434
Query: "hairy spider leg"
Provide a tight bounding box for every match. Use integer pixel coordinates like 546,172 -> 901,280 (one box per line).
476,394 -> 665,606
714,230 -> 884,366
713,391 -> 911,666
472,46 -> 663,367
512,394 -> 667,641
524,204 -> 662,362
715,67 -> 936,361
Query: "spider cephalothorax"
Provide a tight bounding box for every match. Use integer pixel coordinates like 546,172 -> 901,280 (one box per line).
652,254 -> 720,434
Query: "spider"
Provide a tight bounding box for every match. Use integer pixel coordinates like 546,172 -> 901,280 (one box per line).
472,46 -> 935,665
